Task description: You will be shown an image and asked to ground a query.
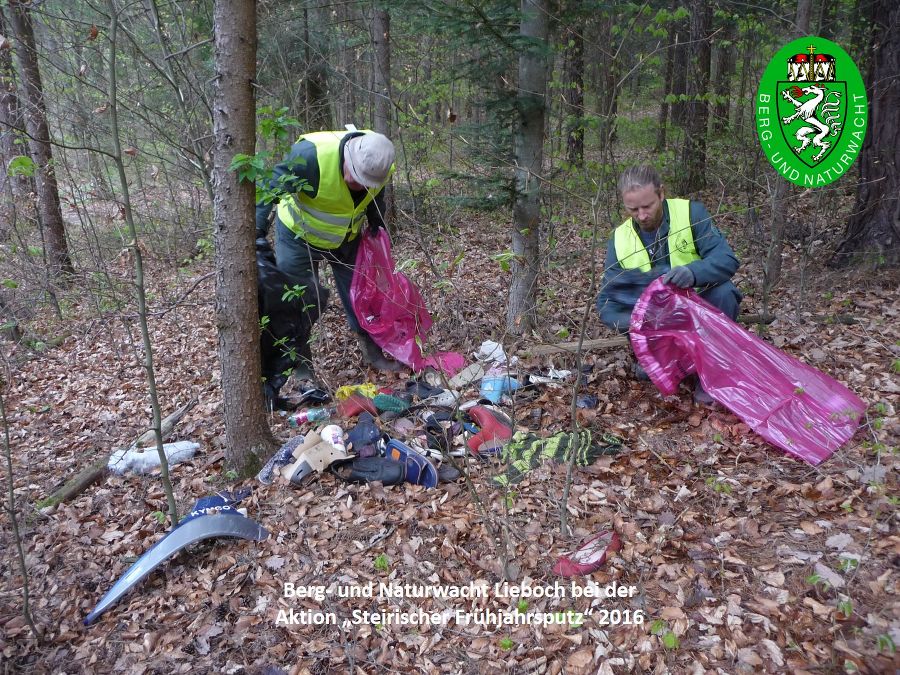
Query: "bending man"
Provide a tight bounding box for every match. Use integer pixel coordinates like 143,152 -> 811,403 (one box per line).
256,128 -> 404,384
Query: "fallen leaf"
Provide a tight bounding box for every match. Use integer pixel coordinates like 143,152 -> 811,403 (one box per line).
825,533 -> 852,550
265,555 -> 286,571
565,647 -> 594,675
813,562 -> 844,589
802,597 -> 832,618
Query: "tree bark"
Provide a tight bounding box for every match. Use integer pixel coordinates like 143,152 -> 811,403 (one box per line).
832,0 -> 899,267
302,4 -> 332,130
795,0 -> 812,34
212,0 -> 275,477
762,1 -> 812,298
0,10 -> 21,240
679,0 -> 711,194
8,0 -> 73,276
508,0 -> 549,335
596,11 -> 619,156
670,18 -> 688,127
711,21 -> 734,135
655,20 -> 676,152
562,18 -> 584,166
372,6 -> 394,222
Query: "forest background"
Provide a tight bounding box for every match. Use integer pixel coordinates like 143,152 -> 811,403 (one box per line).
0,0 -> 897,673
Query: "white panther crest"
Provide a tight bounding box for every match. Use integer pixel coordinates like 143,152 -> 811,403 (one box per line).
781,84 -> 843,163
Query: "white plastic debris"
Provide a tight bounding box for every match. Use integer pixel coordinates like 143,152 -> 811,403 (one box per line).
528,367 -> 573,385
108,441 -> 199,475
474,340 -> 508,364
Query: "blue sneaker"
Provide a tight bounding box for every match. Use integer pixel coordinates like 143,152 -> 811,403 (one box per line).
385,439 -> 438,488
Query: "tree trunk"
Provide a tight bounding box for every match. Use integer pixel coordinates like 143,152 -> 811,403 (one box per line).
711,22 -> 734,135
762,0 -> 812,297
212,0 -> 275,477
8,0 -> 73,276
562,19 -> 584,166
508,0 -> 549,335
372,6 -> 394,222
0,10 -> 20,240
679,0 -> 711,194
655,21 -> 676,152
596,11 -> 619,156
795,0 -> 812,34
670,20 -> 688,127
303,4 -> 331,130
832,0 -> 899,267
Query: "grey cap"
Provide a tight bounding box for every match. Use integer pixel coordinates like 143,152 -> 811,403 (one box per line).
343,132 -> 395,189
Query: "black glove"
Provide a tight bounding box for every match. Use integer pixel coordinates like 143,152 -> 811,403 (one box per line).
662,266 -> 694,288
256,236 -> 272,253
368,222 -> 383,237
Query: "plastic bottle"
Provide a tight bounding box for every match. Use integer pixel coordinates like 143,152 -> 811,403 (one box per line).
107,441 -> 199,475
288,406 -> 336,428
479,375 -> 520,403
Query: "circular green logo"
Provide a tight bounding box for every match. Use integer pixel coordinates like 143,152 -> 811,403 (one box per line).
756,36 -> 867,187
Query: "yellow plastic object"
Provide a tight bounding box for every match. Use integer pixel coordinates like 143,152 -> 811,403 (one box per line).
334,383 -> 378,400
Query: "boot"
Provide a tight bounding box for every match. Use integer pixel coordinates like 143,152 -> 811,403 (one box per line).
356,333 -> 404,372
692,376 -> 714,406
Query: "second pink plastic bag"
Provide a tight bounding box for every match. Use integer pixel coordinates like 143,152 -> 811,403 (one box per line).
350,230 -> 432,370
630,279 -> 864,465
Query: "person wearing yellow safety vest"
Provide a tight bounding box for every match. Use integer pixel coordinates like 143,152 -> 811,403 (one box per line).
255,128 -> 405,383
596,165 -> 742,404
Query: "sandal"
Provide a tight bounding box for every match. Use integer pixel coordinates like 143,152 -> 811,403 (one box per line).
385,439 -> 439,489
330,456 -> 405,485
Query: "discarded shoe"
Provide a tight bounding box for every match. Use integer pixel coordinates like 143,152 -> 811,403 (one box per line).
407,441 -> 444,462
552,530 -> 621,578
337,393 -> 378,418
347,413 -> 381,453
448,362 -> 485,389
405,380 -> 458,407
373,393 -> 410,413
385,439 -> 438,488
423,413 -> 465,456
330,456 -> 405,485
405,379 -> 444,400
295,387 -> 332,406
466,405 -> 513,454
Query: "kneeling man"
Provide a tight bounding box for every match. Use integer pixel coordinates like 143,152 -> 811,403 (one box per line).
597,165 -> 742,404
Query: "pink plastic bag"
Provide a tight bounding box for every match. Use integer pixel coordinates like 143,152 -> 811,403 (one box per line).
350,230 -> 432,370
630,279 -> 864,465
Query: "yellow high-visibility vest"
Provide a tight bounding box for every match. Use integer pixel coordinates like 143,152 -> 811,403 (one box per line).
613,198 -> 700,272
276,130 -> 394,250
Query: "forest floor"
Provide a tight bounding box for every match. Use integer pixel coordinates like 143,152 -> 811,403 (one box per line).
0,190 -> 898,675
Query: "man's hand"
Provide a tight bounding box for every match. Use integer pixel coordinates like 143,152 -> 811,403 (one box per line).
368,222 -> 383,237
662,266 -> 694,288
256,236 -> 272,253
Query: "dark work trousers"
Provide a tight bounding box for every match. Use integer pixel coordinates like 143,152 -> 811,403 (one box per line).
274,219 -> 362,333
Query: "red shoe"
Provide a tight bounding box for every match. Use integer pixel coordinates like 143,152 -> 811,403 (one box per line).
552,530 -> 621,577
466,405 -> 513,454
337,393 -> 378,418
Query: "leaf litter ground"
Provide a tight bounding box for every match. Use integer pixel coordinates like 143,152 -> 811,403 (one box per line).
0,205 -> 898,674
